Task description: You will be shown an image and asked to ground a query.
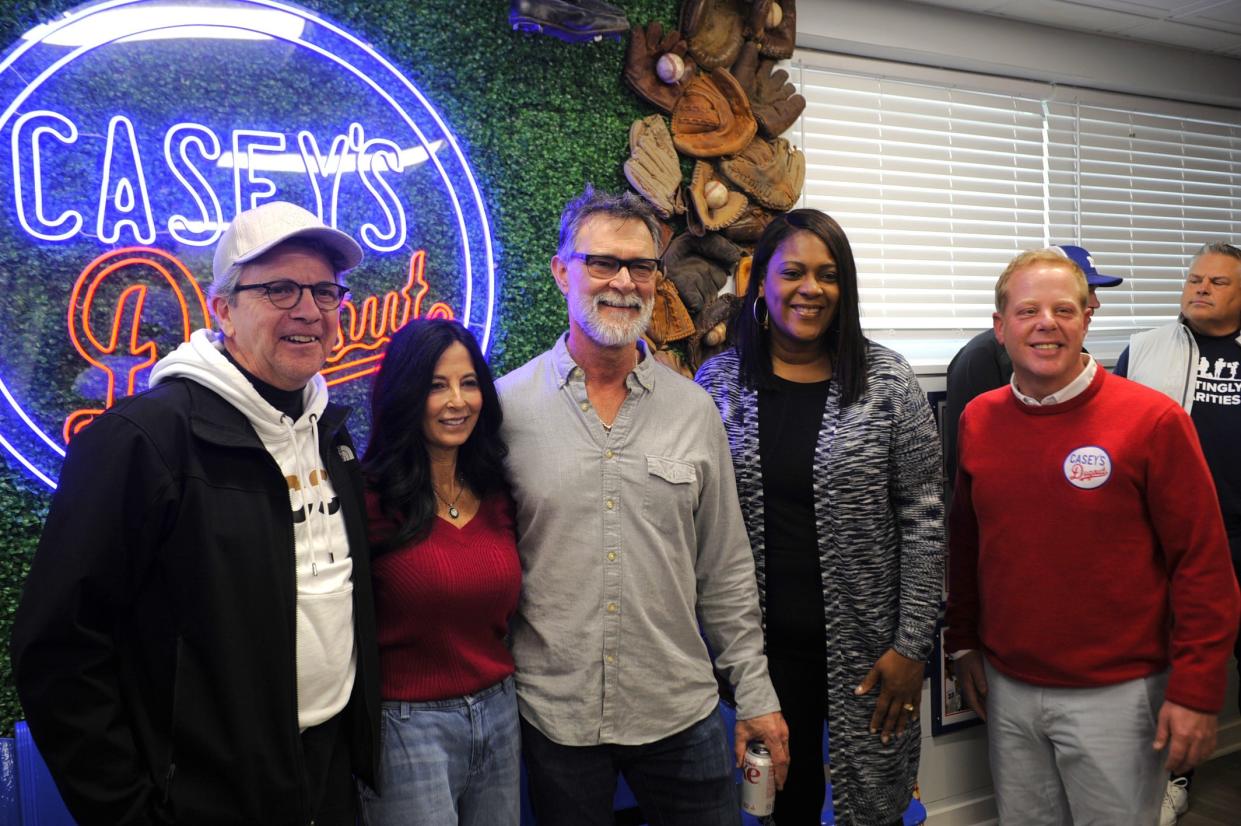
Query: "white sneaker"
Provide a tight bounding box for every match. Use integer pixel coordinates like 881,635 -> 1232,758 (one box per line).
1159,777 -> 1190,826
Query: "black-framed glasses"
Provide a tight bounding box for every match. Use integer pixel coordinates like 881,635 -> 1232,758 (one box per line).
569,252 -> 661,283
232,280 -> 350,310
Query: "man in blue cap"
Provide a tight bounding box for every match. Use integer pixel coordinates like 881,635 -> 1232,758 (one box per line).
944,245 -> 1123,488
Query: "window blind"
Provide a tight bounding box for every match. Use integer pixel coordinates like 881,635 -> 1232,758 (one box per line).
1045,102 -> 1241,331
790,60 -> 1241,345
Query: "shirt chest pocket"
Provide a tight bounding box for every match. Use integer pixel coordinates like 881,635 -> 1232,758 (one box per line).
641,455 -> 698,533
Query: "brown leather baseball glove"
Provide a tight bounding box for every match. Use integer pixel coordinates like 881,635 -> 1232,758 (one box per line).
671,67 -> 757,158
760,0 -> 795,59
623,21 -> 697,115
720,136 -> 804,211
733,42 -> 805,138
690,292 -> 743,368
680,0 -> 745,70
623,115 -> 684,219
662,230 -> 745,315
720,203 -> 777,244
746,0 -> 774,41
647,273 -> 697,346
688,160 -> 748,233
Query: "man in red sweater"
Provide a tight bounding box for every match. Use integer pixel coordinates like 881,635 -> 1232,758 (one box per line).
946,249 -> 1240,825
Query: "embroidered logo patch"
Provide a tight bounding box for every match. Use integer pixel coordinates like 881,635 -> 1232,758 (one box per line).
1063,446 -> 1111,490
337,445 -> 356,463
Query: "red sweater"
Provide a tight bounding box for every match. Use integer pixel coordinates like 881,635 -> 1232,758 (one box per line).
367,490 -> 521,701
946,368 -> 1240,713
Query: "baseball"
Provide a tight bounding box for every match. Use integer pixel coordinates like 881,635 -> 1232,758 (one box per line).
704,180 -> 729,209
657,53 -> 685,85
768,3 -> 783,29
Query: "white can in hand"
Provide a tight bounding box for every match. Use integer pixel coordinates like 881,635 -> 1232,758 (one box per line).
741,742 -> 775,816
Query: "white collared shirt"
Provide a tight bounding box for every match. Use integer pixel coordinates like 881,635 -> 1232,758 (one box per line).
1011,355 -> 1097,406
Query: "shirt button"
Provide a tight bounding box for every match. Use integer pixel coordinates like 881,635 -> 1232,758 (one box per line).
607,602 -> 618,613
605,449 -> 614,459
606,654 -> 615,663
605,499 -> 615,510
607,551 -> 617,561
580,401 -> 590,411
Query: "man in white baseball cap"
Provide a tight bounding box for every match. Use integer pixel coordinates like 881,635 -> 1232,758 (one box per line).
14,201 -> 380,825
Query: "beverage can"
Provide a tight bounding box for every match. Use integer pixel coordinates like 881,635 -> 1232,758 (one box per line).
741,742 -> 775,816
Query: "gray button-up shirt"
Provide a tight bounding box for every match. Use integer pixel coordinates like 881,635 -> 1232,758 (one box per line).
497,334 -> 779,746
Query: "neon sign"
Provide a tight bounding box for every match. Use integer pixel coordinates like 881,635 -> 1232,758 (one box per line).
0,0 -> 496,488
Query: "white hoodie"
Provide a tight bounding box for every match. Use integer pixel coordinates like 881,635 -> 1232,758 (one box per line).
150,329 -> 356,730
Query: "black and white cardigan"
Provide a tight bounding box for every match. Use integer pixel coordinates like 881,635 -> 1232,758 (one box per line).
696,344 -> 944,826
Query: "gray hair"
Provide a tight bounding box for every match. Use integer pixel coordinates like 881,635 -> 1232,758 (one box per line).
1193,241 -> 1241,263
556,185 -> 663,261
208,237 -> 349,305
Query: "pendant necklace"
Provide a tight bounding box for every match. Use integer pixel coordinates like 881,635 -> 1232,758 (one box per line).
434,477 -> 465,519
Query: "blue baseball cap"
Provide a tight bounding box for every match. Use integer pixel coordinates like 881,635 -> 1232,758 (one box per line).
1050,245 -> 1123,288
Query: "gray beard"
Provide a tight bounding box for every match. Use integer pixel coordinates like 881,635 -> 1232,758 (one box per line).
573,289 -> 655,347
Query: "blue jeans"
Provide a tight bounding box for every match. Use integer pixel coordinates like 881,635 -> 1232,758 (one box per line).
522,709 -> 740,826
360,676 -> 520,826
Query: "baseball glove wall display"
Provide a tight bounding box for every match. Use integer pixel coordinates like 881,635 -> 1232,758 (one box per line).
621,0 -> 805,371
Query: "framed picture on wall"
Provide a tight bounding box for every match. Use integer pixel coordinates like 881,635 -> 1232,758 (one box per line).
930,622 -> 982,735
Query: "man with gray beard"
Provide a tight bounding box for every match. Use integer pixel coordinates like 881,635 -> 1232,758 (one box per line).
497,187 -> 788,826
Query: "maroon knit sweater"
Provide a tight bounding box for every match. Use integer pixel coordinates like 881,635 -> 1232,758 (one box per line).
367,489 -> 521,701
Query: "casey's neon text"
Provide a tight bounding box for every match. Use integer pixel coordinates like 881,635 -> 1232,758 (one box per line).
12,111 -> 432,252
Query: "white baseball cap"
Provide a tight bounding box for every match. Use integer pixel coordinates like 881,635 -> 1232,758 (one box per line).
212,201 -> 363,281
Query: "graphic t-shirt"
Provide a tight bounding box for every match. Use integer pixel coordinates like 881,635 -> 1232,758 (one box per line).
1191,329 -> 1241,537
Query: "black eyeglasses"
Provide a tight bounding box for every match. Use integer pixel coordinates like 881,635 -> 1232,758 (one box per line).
569,253 -> 661,283
232,280 -> 350,310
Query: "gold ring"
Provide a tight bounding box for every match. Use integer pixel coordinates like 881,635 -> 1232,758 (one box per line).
902,703 -> 916,712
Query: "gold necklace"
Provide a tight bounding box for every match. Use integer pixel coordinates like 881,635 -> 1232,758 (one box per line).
433,477 -> 466,519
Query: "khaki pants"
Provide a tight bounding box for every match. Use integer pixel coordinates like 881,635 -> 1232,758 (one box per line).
984,660 -> 1166,826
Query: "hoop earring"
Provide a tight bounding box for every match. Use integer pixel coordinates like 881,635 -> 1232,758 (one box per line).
752,296 -> 769,330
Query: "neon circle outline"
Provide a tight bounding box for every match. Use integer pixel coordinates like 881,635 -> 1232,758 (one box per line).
0,0 -> 495,489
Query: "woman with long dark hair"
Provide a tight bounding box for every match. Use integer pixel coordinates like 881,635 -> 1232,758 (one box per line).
695,210 -> 943,826
360,318 -> 521,826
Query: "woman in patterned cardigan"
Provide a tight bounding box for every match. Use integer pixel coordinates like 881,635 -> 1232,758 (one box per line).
695,210 -> 944,826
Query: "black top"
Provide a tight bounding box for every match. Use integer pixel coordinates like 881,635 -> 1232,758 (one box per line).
222,348 -> 306,420
759,374 -> 830,660
1189,328 -> 1241,538
943,329 -> 1011,489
